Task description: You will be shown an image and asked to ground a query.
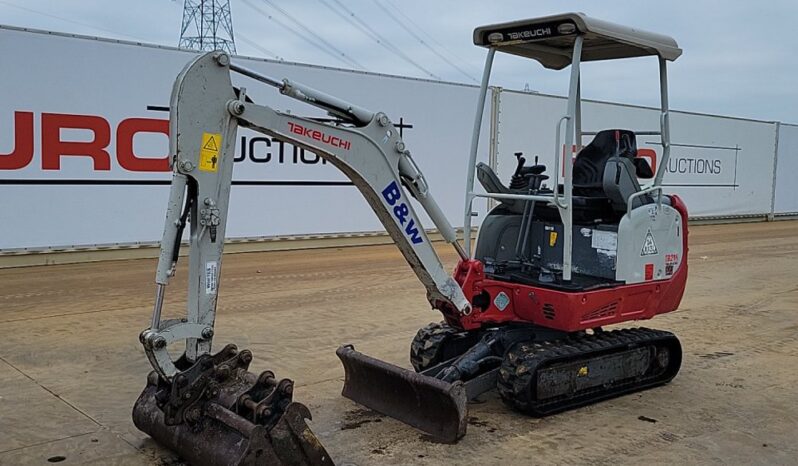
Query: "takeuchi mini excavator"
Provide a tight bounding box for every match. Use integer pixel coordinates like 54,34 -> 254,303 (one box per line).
133,13 -> 688,465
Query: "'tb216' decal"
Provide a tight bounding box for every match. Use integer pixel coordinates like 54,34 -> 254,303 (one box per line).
382,181 -> 423,244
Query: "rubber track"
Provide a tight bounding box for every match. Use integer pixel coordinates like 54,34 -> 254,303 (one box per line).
410,322 -> 458,372
497,327 -> 682,416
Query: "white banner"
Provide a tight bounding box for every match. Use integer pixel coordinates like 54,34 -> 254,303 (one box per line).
0,26 -> 490,250
1,26 -> 790,252
494,90 -> 779,218
774,124 -> 798,215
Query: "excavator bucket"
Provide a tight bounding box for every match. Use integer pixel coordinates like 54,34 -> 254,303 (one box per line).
336,345 -> 468,443
133,345 -> 333,466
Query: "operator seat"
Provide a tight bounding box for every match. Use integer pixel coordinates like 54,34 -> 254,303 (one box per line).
475,129 -> 656,222
573,129 -> 654,213
476,161 -> 616,222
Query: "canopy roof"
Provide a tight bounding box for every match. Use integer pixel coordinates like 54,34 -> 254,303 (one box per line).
473,12 -> 682,70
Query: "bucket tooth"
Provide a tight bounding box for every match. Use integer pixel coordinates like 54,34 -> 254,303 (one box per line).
336,345 -> 468,443
270,403 -> 333,465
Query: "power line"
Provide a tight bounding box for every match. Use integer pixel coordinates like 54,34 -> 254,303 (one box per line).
316,0 -> 441,80
238,0 -> 361,69
371,0 -> 477,83
382,1 -> 480,78
237,33 -> 282,60
325,0 -> 441,79
0,0 -> 146,41
258,0 -> 367,70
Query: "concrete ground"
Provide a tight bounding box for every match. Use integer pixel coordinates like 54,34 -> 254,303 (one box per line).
0,220 -> 796,465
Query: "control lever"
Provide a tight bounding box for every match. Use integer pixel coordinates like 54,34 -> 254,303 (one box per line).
509,152 -> 527,189
512,154 -> 550,263
510,154 -> 547,190
513,152 -> 526,175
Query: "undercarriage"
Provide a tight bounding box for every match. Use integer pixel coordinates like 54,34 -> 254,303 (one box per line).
339,323 -> 682,443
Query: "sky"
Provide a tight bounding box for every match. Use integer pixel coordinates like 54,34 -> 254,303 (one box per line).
0,0 -> 796,123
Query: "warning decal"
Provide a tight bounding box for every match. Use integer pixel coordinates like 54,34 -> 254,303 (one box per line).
549,231 -> 558,247
665,253 -> 679,276
591,229 -> 617,251
493,291 -> 510,311
205,261 -> 218,294
641,229 -> 658,256
199,132 -> 222,172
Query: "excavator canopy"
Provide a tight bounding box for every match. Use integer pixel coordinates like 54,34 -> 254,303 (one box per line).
473,12 -> 682,69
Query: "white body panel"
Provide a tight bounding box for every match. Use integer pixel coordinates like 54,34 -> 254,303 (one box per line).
617,204 -> 684,284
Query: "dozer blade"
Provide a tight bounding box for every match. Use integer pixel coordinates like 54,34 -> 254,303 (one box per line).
133,345 -> 333,465
336,345 -> 468,443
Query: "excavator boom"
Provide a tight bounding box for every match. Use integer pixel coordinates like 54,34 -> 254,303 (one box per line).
134,51 -> 475,464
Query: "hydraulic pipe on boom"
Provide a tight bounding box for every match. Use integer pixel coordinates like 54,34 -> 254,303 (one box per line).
134,51 -> 471,465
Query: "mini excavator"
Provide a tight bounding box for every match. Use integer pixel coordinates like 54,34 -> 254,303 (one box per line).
133,13 -> 687,465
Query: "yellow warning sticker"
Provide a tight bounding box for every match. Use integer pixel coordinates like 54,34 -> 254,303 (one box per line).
549,231 -> 558,247
199,132 -> 222,172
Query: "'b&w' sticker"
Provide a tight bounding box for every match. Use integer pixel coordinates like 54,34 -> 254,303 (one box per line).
205,261 -> 218,294
641,230 -> 658,256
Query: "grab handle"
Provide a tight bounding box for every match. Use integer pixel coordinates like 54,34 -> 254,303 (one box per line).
553,115 -> 570,209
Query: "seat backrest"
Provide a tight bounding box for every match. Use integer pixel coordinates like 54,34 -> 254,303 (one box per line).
476,162 -> 520,212
573,129 -> 637,190
476,162 -> 509,195
603,156 -> 643,212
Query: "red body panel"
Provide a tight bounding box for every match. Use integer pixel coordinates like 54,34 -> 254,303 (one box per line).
448,196 -> 689,332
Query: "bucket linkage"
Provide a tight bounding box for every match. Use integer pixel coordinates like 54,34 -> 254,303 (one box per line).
133,344 -> 333,466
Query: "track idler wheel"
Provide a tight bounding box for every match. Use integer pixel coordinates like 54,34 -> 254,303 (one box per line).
410,322 -> 458,371
132,344 -> 332,465
409,322 -> 483,372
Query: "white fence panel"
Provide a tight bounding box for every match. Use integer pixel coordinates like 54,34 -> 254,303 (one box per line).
1,25 -> 790,253
774,124 -> 798,215
0,27 -> 489,250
